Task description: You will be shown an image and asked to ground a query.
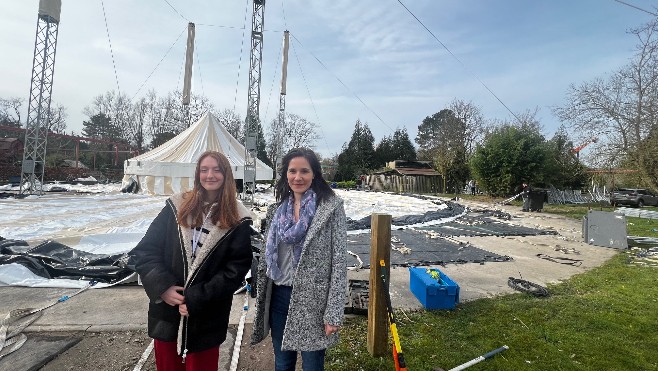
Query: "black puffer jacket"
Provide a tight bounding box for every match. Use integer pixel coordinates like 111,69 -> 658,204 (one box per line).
132,193 -> 253,354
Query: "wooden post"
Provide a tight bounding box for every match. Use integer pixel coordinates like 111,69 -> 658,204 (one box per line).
367,213 -> 391,357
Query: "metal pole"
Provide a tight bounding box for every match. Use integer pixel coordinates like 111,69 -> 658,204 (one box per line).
447,345 -> 509,371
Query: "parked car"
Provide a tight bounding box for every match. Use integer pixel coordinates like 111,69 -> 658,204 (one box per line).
610,188 -> 658,207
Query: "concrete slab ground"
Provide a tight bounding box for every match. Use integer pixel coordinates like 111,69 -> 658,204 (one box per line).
0,333 -> 81,371
0,199 -> 622,370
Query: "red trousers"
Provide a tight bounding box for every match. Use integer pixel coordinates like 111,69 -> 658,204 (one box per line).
153,339 -> 219,371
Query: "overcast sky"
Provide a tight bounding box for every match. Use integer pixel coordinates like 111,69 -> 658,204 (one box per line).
1,0 -> 656,158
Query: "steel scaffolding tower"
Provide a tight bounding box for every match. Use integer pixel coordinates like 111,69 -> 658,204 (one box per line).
20,0 -> 62,195
243,0 -> 266,205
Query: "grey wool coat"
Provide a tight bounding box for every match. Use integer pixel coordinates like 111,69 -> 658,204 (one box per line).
251,194 -> 347,351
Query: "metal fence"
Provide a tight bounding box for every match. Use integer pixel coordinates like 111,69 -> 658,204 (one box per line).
546,184 -> 611,205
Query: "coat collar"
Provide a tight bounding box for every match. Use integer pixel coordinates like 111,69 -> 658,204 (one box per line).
170,193 -> 252,283
304,194 -> 343,244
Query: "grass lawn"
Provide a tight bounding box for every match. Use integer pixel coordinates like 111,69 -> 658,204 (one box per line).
327,204 -> 658,370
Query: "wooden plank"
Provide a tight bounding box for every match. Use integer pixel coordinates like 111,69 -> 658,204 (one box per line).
367,213 -> 391,357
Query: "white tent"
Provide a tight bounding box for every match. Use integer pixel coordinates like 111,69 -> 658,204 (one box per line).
122,111 -> 273,195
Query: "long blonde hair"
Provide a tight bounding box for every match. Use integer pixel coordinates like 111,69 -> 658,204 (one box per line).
177,151 -> 239,228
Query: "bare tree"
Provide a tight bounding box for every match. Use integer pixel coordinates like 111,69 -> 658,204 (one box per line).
285,113 -> 320,149
46,103 -> 67,134
448,99 -> 487,155
129,97 -> 148,150
169,90 -> 216,128
415,100 -> 488,190
84,91 -> 115,118
0,97 -> 24,127
83,90 -> 132,143
554,18 -> 658,183
266,112 -> 319,168
510,107 -> 544,134
215,108 -> 244,142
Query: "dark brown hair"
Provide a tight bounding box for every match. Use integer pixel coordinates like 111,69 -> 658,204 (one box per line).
274,147 -> 334,205
177,151 -> 240,228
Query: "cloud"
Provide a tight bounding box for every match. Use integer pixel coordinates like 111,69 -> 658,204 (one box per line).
1,0 -> 655,157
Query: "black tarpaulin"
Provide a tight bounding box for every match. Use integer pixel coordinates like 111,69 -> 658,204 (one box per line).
347,201 -> 466,230
416,215 -> 558,237
346,229 -> 512,268
0,236 -> 133,284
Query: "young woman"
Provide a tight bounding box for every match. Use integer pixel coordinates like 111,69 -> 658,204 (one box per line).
251,147 -> 347,371
132,151 -> 253,371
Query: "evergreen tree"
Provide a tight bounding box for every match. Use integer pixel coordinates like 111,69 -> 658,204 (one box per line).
391,128 -> 416,161
374,134 -> 394,168
82,113 -> 119,141
543,126 -> 588,189
470,124 -> 547,196
374,128 -> 416,168
335,120 -> 376,180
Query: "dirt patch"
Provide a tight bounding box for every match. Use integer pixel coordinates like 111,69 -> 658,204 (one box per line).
36,326 -> 278,371
39,330 -> 155,371
236,324 -> 277,371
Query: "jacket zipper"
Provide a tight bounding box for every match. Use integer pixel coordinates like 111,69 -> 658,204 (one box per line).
178,215 -> 248,360
169,199 -> 190,361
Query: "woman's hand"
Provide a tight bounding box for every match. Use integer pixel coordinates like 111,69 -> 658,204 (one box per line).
161,285 -> 185,306
325,323 -> 340,336
179,304 -> 189,317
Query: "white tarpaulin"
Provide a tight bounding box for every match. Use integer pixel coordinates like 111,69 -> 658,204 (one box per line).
122,111 -> 274,195
0,186 -> 459,288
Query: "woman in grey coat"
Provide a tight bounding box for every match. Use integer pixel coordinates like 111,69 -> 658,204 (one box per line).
251,148 -> 347,371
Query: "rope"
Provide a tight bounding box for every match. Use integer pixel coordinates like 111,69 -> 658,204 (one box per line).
132,339 -> 154,371
0,280 -> 97,359
229,285 -> 251,371
347,250 -> 364,271
507,277 -> 549,297
536,253 -> 583,267
496,191 -> 524,206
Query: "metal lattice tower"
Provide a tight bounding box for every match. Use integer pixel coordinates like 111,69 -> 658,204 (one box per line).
275,30 -> 290,181
20,0 -> 62,195
243,0 -> 266,205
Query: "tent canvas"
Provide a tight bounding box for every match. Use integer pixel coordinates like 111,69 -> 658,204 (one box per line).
122,111 -> 273,195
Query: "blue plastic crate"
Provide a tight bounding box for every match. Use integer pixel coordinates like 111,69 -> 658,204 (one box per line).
409,267 -> 460,310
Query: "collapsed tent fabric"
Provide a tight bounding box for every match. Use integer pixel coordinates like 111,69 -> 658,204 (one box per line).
0,237 -> 133,284
122,111 -> 274,195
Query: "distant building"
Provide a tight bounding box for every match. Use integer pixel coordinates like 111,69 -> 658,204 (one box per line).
58,159 -> 89,168
0,138 -> 23,163
366,160 -> 443,194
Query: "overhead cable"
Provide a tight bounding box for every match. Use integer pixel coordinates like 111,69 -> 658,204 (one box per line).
131,26 -> 187,101
100,0 -> 121,93
396,0 -> 523,125
289,38 -> 331,155
262,42 -> 282,121
196,23 -> 286,34
290,34 -> 394,133
162,0 -> 190,22
196,48 -> 206,97
232,0 -> 250,112
613,0 -> 658,16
